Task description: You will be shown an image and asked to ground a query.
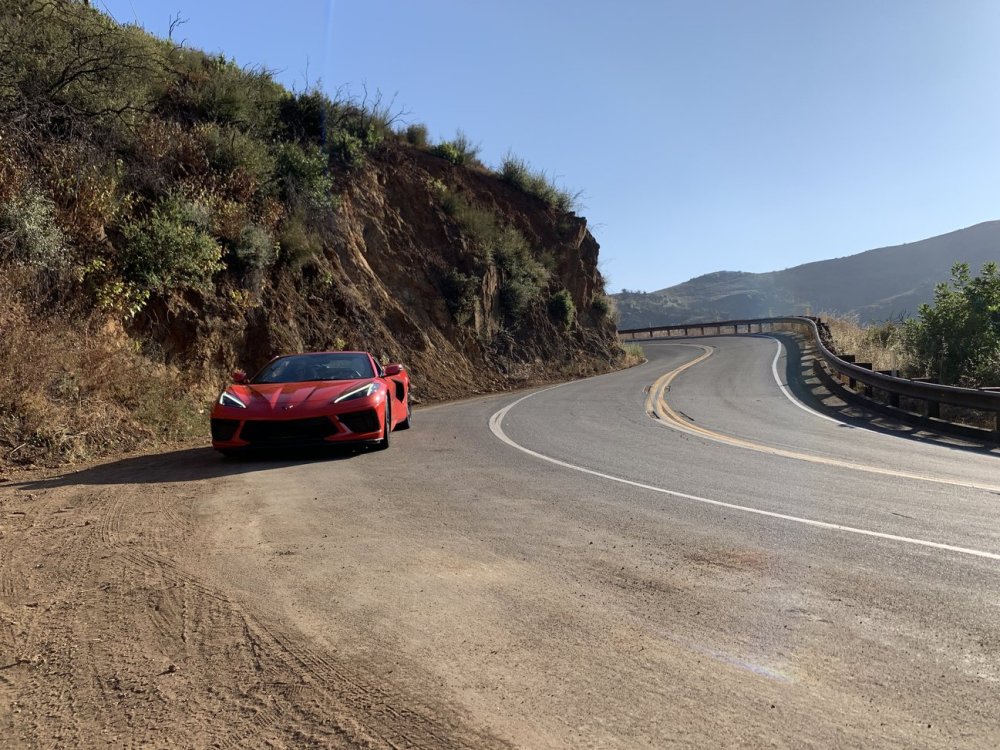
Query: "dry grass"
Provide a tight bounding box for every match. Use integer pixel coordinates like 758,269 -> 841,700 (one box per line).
821,314 -> 911,374
0,271 -> 209,471
620,342 -> 646,367
820,313 -> 998,431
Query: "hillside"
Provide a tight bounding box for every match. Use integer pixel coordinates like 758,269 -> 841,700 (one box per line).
615,221 -> 1000,328
0,1 -> 620,470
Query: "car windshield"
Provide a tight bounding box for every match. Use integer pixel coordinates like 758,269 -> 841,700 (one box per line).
251,353 -> 375,384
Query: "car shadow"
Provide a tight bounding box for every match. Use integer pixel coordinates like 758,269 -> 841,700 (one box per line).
7,445 -> 368,490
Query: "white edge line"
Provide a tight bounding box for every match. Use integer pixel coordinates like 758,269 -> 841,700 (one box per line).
647,340 -> 1000,493
489,390 -> 1000,562
766,336 -> 844,424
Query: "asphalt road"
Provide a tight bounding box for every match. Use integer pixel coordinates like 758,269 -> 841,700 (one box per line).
193,334 -> 1000,748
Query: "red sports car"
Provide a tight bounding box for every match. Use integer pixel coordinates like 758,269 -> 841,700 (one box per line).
210,351 -> 411,455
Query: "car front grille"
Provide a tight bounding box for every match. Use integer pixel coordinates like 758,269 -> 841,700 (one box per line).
238,417 -> 338,444
337,409 -> 380,434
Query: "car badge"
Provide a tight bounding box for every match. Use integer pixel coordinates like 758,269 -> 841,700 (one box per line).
283,404 -> 295,411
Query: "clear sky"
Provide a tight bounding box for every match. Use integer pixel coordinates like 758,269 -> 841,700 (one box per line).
97,0 -> 1000,293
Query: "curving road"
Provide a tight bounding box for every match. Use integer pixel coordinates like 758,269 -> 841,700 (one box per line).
194,334 -> 1000,748
7,334 -> 999,747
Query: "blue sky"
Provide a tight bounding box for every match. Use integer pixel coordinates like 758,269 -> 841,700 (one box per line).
98,1 -> 1000,292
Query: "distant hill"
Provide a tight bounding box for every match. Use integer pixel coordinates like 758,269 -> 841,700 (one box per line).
613,222 -> 1000,328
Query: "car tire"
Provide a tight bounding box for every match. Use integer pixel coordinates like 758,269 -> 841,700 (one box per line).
375,404 -> 391,450
397,397 -> 412,430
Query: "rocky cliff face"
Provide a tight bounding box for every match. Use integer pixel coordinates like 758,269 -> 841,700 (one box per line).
136,142 -> 619,403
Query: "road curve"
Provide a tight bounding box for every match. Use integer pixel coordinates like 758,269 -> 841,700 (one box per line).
193,334 -> 1000,748
8,334 -> 997,747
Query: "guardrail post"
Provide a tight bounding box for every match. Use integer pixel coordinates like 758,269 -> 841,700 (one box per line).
925,400 -> 940,419
855,363 -> 872,395
683,328 -> 688,336
889,392 -> 900,408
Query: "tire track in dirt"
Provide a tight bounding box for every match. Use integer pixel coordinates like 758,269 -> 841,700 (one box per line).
2,472 -> 508,748
0,488 -> 112,748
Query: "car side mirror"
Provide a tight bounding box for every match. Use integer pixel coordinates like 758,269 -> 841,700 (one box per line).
232,369 -> 247,384
384,364 -> 403,376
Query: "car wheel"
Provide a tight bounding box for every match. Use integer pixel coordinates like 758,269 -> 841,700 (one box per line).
375,404 -> 391,450
397,397 -> 412,430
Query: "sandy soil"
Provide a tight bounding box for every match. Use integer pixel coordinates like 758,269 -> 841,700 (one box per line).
0,444 -> 507,749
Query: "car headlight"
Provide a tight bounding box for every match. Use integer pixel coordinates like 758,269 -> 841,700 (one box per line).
333,382 -> 380,403
218,390 -> 247,408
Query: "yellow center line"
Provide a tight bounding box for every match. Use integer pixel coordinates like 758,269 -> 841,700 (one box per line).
648,345 -> 1000,493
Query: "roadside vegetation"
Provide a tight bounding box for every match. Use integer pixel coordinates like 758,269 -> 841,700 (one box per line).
823,316 -> 911,373
621,343 -> 646,367
825,262 -> 1000,388
902,262 -> 1000,387
0,0 -> 613,471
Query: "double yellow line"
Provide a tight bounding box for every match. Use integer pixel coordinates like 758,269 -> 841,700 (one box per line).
644,344 -> 1000,492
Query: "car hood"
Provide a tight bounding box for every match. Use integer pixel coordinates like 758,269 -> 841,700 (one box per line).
230,379 -> 374,413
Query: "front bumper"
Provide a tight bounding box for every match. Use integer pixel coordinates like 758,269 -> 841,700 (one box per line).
211,407 -> 382,450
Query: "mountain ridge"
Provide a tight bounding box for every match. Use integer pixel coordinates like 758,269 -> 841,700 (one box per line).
614,221 -> 1000,328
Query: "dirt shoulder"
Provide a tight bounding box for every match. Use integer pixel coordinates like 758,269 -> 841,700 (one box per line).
0,444 -> 509,749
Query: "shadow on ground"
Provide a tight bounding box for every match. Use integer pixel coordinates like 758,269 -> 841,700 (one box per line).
773,332 -> 999,458
6,445 -> 368,490
641,332 -> 999,458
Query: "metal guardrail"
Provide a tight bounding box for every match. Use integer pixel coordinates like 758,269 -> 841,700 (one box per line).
619,317 -> 1000,440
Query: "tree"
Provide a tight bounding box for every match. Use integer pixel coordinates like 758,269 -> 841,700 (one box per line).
0,0 -> 169,133
903,262 -> 1000,386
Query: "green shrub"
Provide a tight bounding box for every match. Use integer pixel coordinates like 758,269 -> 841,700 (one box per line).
548,289 -> 576,331
275,142 -> 336,212
903,262 -> 1000,386
120,194 -> 223,291
431,131 -> 481,166
278,89 -> 331,144
162,50 -> 283,135
439,189 -> 498,256
499,153 -> 579,212
323,95 -> 397,167
591,294 -> 616,321
492,226 -> 547,321
0,0 -> 166,130
440,188 -> 461,217
327,129 -> 367,169
441,269 -> 479,325
404,123 -> 430,148
0,190 -> 67,268
232,224 -> 276,270
441,192 -> 547,323
198,123 -> 275,179
278,215 -> 322,269
453,203 -> 501,254
81,259 -> 150,319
